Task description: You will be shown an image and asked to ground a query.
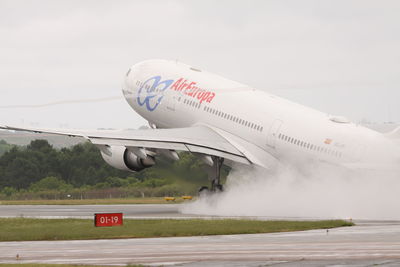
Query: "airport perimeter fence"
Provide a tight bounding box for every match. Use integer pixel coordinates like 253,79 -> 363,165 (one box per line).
0,185 -> 188,200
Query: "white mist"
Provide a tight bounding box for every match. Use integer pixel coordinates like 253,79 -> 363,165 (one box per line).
180,163 -> 400,220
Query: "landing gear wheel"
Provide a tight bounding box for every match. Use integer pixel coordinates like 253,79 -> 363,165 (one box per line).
215,184 -> 223,192
198,186 -> 210,197
199,186 -> 209,193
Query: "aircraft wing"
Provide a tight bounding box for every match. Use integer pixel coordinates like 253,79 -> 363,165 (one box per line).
0,125 -> 252,165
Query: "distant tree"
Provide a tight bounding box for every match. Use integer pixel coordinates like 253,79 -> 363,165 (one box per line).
29,176 -> 73,192
0,139 -> 220,191
27,139 -> 53,152
0,140 -> 14,156
0,140 -> 131,189
1,186 -> 17,197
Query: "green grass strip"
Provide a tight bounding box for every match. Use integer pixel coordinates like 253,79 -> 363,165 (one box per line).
0,218 -> 353,241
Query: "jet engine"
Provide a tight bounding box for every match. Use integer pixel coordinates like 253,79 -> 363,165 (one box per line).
99,145 -> 155,172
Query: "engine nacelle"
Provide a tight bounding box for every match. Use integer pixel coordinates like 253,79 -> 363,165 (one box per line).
99,145 -> 155,172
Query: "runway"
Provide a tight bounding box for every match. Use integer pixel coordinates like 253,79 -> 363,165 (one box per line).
0,204 -> 187,219
0,204 -> 348,221
1,204 -> 400,266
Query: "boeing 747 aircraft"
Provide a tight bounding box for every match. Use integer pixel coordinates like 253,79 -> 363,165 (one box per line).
2,59 -> 400,192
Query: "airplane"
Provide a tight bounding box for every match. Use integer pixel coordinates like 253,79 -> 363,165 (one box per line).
1,59 -> 400,193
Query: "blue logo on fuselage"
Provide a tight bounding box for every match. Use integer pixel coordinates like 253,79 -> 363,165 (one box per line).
137,76 -> 174,111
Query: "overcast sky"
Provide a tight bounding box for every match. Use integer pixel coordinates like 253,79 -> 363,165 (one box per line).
1,0 -> 399,129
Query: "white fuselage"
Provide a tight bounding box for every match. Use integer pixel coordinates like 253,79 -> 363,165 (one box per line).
122,59 -> 400,169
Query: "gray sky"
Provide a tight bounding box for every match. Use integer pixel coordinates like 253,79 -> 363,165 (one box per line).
1,0 -> 399,129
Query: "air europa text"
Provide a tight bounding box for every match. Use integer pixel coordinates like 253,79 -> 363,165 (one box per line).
170,78 -> 216,104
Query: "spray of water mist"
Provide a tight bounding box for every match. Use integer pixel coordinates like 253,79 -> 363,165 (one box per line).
180,162 -> 400,220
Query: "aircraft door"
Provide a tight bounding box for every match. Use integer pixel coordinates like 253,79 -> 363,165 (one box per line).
266,119 -> 283,148
165,92 -> 176,112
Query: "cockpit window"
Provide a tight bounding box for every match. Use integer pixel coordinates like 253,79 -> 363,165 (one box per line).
125,68 -> 131,77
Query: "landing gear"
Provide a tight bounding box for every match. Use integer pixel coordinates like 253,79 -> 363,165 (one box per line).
198,156 -> 224,195
198,186 -> 210,196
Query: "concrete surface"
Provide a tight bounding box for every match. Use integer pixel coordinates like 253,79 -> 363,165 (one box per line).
1,204 -> 400,266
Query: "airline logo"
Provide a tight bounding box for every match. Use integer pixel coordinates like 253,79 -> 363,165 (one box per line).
137,76 -> 216,111
137,76 -> 173,111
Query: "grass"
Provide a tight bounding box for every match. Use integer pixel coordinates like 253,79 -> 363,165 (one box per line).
0,218 -> 353,241
0,197 -> 187,205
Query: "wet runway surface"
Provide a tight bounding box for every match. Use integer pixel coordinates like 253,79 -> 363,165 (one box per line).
0,204 -> 347,221
0,204 -> 186,219
1,204 -> 400,266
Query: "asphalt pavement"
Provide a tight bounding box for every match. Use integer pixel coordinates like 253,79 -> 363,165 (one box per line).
1,204 -> 400,266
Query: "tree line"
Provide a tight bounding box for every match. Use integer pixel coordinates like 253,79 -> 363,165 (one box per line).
0,139 -> 225,197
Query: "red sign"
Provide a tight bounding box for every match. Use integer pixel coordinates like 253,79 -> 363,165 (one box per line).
94,213 -> 123,227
